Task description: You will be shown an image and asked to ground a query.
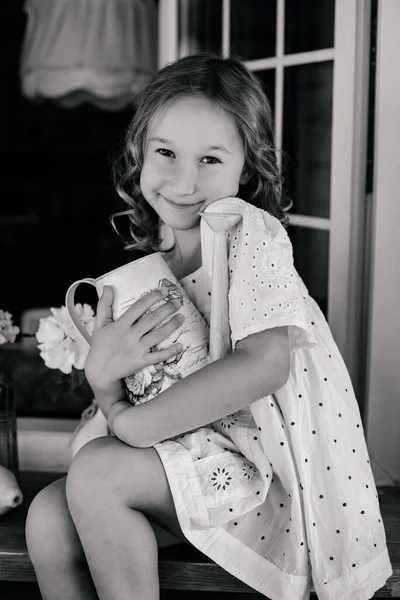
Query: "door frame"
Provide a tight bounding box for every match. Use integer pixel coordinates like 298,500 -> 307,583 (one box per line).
158,0 -> 372,394
364,0 -> 400,486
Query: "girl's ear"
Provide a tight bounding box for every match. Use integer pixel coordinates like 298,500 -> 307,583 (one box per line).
239,167 -> 252,185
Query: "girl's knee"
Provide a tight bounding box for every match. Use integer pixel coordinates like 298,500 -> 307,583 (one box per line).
26,477 -> 81,564
66,436 -> 117,514
26,478 -> 66,544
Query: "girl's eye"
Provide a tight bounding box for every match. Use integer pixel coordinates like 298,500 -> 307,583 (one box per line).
156,148 -> 174,157
155,149 -> 220,164
201,156 -> 221,165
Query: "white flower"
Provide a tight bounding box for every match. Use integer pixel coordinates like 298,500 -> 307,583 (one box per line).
36,304 -> 95,374
0,310 -> 20,345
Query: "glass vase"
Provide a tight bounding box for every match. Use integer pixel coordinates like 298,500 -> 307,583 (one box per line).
0,373 -> 19,480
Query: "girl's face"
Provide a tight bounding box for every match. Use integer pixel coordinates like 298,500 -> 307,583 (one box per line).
140,96 -> 248,231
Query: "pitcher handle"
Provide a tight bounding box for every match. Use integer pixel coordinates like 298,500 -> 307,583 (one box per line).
65,278 -> 96,347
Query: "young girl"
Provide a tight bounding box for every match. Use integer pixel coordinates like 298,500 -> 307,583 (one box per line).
26,53 -> 393,600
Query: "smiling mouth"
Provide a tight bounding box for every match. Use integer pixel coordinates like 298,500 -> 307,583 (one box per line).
162,196 -> 201,209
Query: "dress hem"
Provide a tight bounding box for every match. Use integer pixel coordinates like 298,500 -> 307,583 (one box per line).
154,440 -> 393,600
155,440 -> 312,600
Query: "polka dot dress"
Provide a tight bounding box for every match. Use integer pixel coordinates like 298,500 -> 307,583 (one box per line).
154,200 -> 393,600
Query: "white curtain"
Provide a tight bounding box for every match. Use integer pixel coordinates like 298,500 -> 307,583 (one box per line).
19,0 -> 158,110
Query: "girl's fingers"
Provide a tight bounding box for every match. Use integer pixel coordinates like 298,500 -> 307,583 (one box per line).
94,286 -> 114,330
141,313 -> 184,349
134,298 -> 182,337
141,342 -> 184,368
116,288 -> 168,327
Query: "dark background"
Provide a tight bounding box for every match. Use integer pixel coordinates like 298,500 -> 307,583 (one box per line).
1,1 -> 140,325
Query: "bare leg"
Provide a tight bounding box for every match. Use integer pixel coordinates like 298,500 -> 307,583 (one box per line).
25,477 -> 99,600
25,446 -> 185,600
66,437 -> 187,600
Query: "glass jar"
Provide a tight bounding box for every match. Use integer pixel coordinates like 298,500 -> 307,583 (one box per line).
0,373 -> 19,480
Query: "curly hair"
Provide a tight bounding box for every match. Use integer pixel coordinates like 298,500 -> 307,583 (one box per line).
111,52 -> 291,253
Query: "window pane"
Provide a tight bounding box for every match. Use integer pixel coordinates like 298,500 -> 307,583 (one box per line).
288,226 -> 329,317
282,61 -> 333,218
254,69 -> 276,119
180,0 -> 222,55
284,0 -> 335,55
230,0 -> 277,60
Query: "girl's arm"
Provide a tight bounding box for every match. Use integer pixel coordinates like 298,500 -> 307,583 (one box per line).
109,325 -> 290,448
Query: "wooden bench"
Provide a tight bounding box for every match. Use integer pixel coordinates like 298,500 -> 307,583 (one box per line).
0,472 -> 399,597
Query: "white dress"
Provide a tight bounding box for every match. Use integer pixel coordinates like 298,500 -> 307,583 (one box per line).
153,201 -> 393,600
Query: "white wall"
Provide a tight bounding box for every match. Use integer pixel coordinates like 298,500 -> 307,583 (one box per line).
365,0 -> 400,486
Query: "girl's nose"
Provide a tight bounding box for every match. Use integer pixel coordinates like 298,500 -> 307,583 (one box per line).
169,162 -> 196,196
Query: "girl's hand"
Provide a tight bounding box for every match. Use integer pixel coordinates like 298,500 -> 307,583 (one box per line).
84,286 -> 184,400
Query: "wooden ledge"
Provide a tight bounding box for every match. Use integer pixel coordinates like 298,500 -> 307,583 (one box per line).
0,472 -> 399,596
